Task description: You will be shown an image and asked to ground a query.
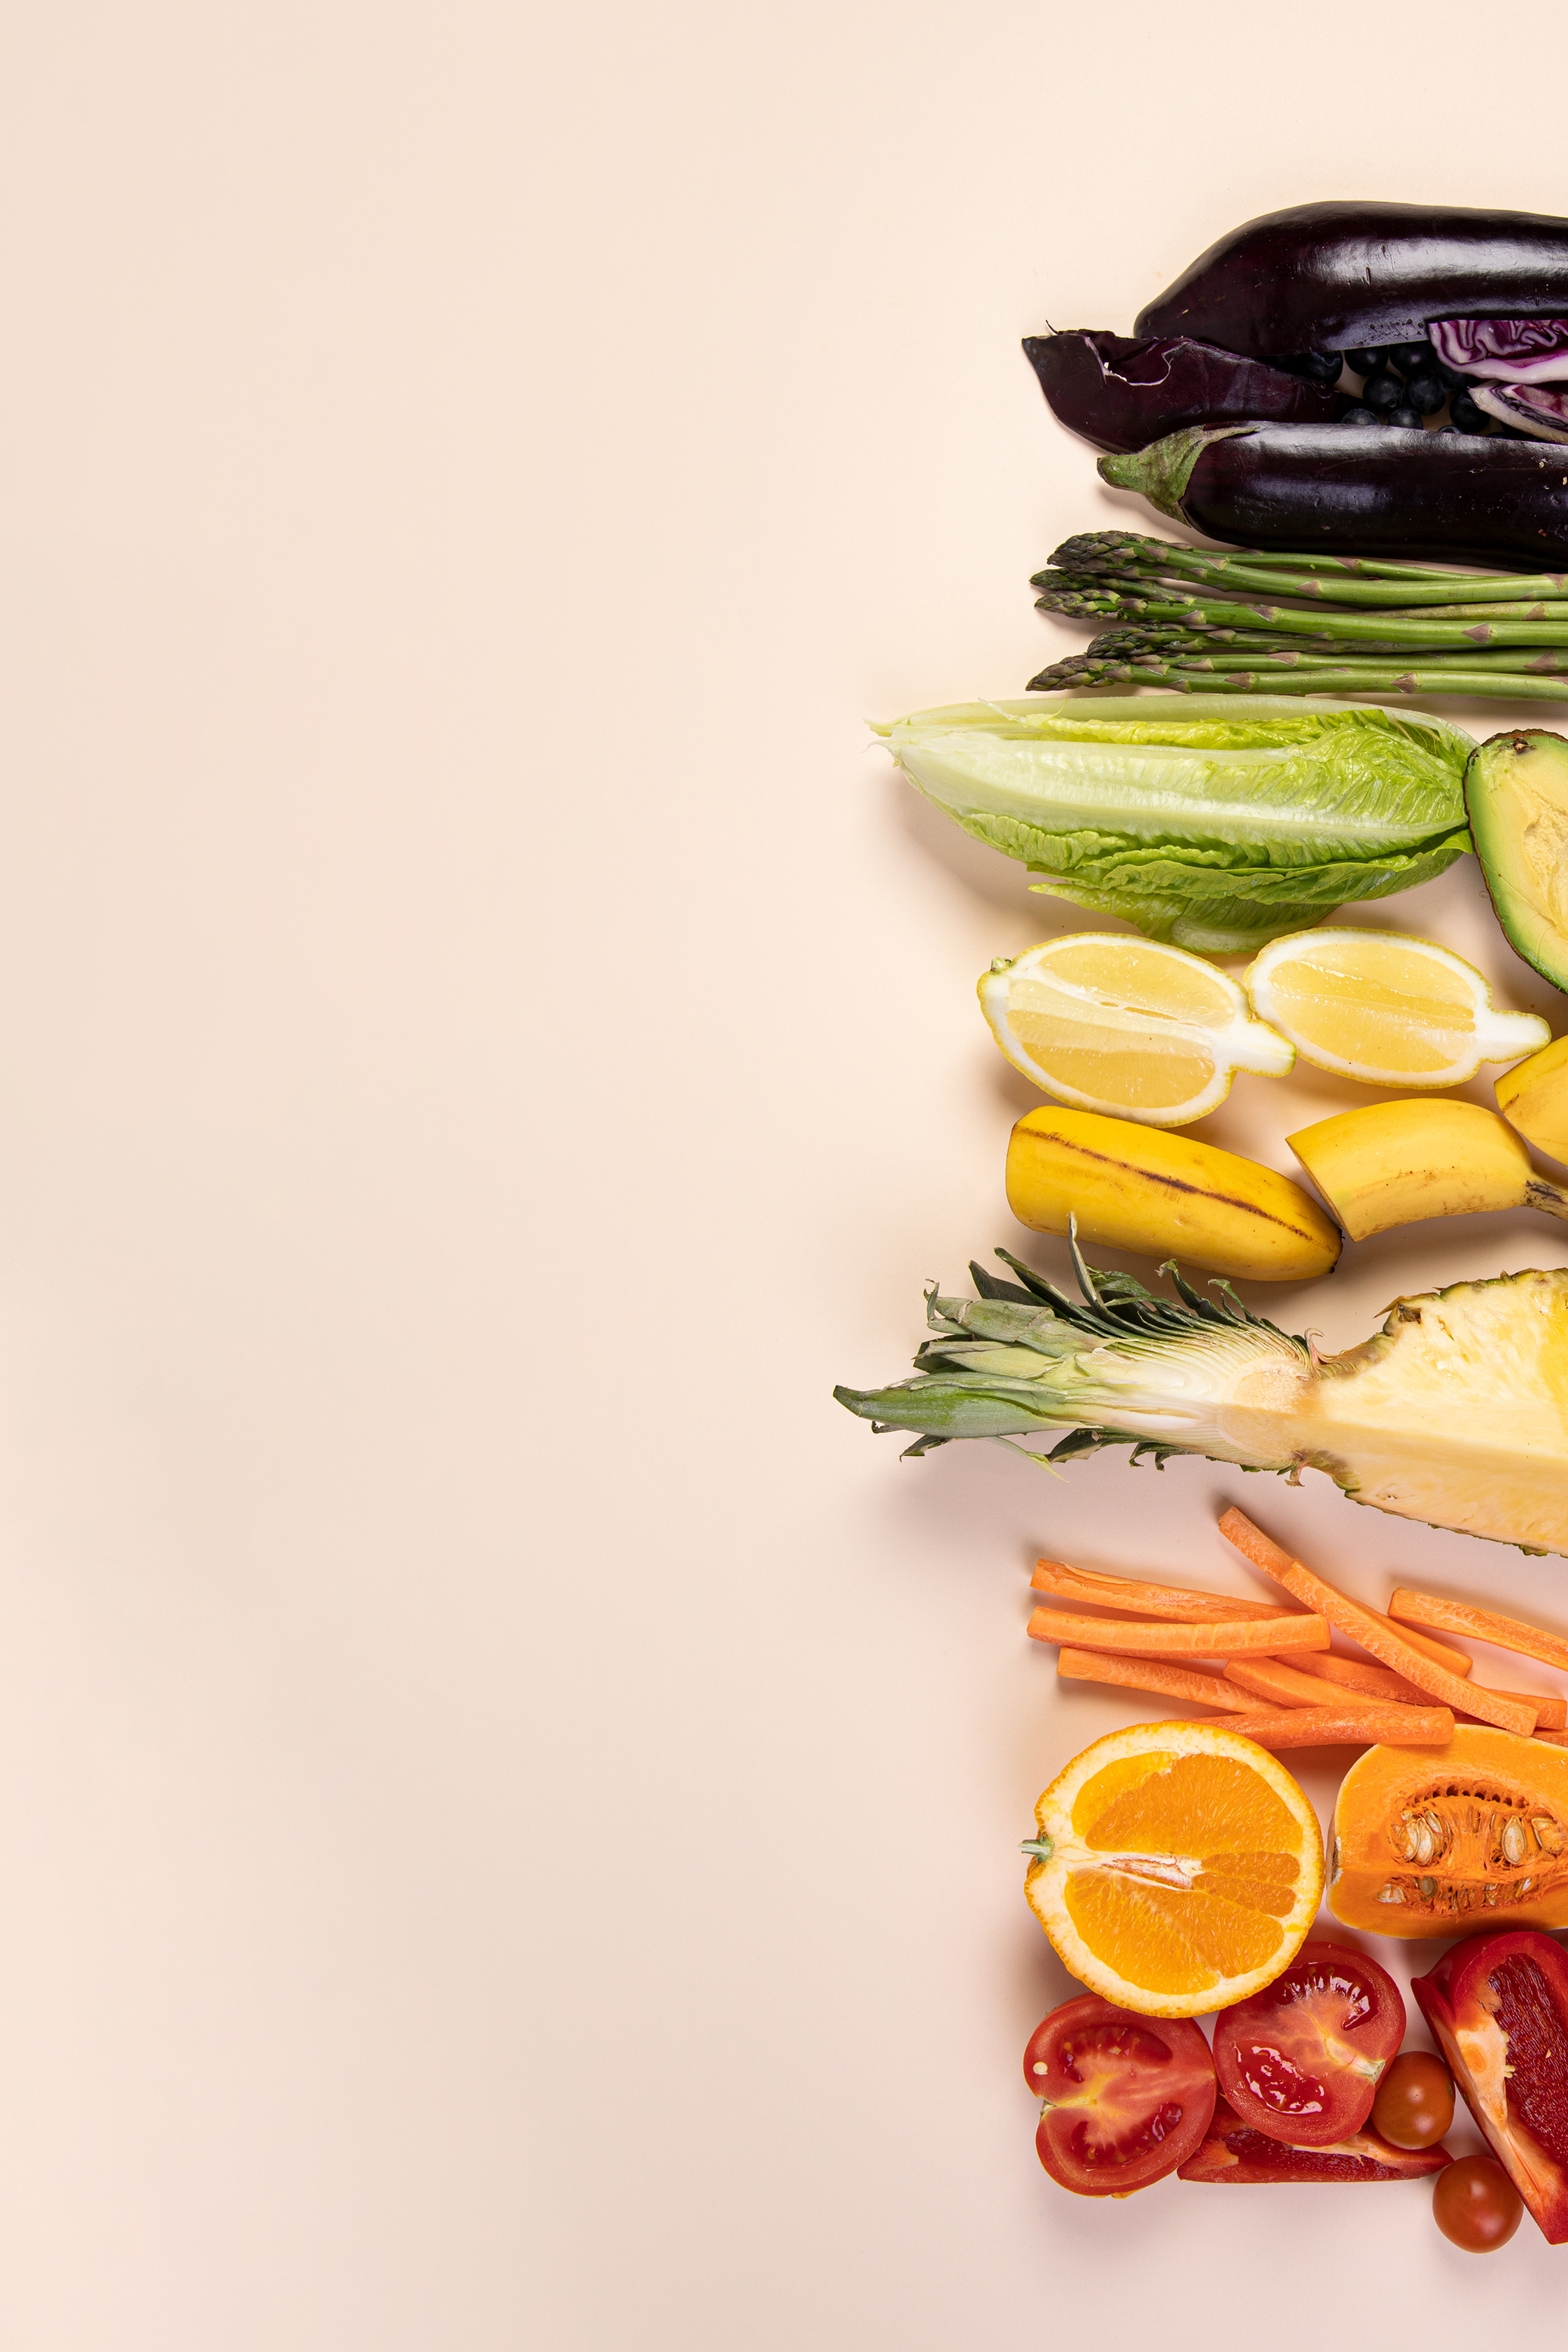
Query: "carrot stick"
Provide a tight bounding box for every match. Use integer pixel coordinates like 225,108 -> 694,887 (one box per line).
1030,1560 -> 1303,1624
1294,1653 -> 1433,1707
1359,1614 -> 1473,1679
1296,1650 -> 1562,1726
1055,1647 -> 1257,1712
1388,1586 -> 1568,1675
1224,1704 -> 1455,1750
1026,1606 -> 1329,1658
1531,1728 -> 1568,1749
1217,1508 -> 1534,1735
1224,1657 -> 1389,1713
1460,1693 -> 1568,1730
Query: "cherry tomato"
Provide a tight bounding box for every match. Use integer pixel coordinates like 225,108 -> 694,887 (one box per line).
1373,2051 -> 1455,2150
1023,1994 -> 1215,2196
1212,1939 -> 1404,2147
1434,2155 -> 1522,2251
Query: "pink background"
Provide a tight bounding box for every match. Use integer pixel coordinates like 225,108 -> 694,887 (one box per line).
5,0 -> 1568,2344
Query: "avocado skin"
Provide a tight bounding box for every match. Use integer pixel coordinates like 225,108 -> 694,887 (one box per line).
1466,727 -> 1568,994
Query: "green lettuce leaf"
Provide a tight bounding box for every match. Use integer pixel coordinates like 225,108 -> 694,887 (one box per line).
882,695 -> 1474,947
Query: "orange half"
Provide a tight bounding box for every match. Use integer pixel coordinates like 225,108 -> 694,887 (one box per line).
1025,1721 -> 1324,2017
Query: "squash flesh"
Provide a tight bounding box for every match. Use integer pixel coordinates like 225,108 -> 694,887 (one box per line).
1330,1727 -> 1568,1938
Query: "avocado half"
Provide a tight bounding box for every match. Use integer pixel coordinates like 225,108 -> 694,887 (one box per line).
1466,727 -> 1568,993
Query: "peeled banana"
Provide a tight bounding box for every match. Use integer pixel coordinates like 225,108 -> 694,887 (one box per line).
1005,1105 -> 1342,1281
1289,1098 -> 1568,1241
1497,1034 -> 1568,1169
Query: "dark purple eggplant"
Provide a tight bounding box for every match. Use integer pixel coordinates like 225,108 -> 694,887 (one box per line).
1135,202 -> 1568,360
1021,330 -> 1343,453
1098,422 -> 1568,569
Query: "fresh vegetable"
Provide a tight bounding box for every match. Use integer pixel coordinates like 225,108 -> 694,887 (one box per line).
1497,1035 -> 1568,1166
1388,1586 -> 1568,1676
1054,1646 -> 1255,1712
1042,530 -> 1568,609
1223,1656 -> 1390,1714
1474,384 -> 1568,441
834,1245 -> 1568,1556
1098,423 -> 1568,570
1210,1939 -> 1404,2148
1021,1721 -> 1324,2017
1133,202 -> 1568,361
1466,728 -> 1568,991
1023,1995 -> 1217,2196
1329,1728 -> 1568,1936
1303,1653 -> 1436,1706
879,696 -> 1474,953
1373,2053 -> 1455,2152
1029,1557 -> 1469,1675
1432,2156 -> 1523,2250
1031,1558 -> 1300,1626
1178,2094 -> 1451,2184
978,934 -> 1293,1127
1021,331 -> 1344,454
1242,927 -> 1548,1090
1413,1930 -> 1568,2243
1025,1606 -> 1329,1659
1218,1511 -> 1534,1735
1222,1704 -> 1454,1751
1431,318 -> 1568,382
1006,1107 -> 1341,1281
1287,1098 -> 1568,1239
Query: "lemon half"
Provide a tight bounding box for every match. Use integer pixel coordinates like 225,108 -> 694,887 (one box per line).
1245,927 -> 1550,1090
979,932 -> 1294,1128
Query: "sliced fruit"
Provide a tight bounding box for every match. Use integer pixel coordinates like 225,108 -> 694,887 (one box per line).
1022,1721 -> 1324,2019
1244,926 -> 1547,1090
1466,728 -> 1568,991
1210,1938 -> 1404,2146
1177,2094 -> 1451,2184
979,932 -> 1292,1127
1497,1032 -> 1568,1166
1006,1103 -> 1341,1280
1023,1994 -> 1216,2197
1328,1726 -> 1568,1937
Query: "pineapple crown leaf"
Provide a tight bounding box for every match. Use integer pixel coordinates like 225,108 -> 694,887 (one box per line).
990,1228 -> 1310,1360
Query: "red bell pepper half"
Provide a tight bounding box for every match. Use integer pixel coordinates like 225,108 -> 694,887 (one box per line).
1178,2096 -> 1451,2184
1412,1930 -> 1568,2244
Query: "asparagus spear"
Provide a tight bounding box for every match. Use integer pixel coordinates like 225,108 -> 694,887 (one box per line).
1026,654 -> 1568,700
1045,532 -> 1568,606
1049,531 -> 1513,586
1035,581 -> 1568,649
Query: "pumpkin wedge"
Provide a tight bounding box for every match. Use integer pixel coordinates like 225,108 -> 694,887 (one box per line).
1329,1726 -> 1568,1937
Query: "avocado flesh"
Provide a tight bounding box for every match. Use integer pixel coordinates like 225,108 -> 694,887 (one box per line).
1466,727 -> 1568,993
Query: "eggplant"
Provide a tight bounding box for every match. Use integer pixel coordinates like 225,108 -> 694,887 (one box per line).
1098,423 -> 1568,570
1021,330 -> 1343,454
1135,202 -> 1568,360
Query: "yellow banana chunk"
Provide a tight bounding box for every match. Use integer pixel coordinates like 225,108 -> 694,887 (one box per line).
1004,1105 -> 1341,1282
1497,1033 -> 1568,1168
1289,1098 -> 1568,1241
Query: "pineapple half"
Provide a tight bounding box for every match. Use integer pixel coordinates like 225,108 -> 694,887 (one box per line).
834,1241 -> 1568,1556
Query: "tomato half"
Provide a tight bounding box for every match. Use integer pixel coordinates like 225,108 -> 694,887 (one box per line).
1210,1939 -> 1405,2146
1023,1994 -> 1215,2196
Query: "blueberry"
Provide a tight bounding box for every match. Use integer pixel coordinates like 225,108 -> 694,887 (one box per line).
1360,370 -> 1404,414
1449,392 -> 1491,433
1402,374 -> 1448,416
1343,348 -> 1383,377
1296,351 -> 1345,385
1388,339 -> 1438,375
1337,402 -> 1380,425
1386,405 -> 1424,429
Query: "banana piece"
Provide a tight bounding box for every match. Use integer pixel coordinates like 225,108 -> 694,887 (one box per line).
1005,1105 -> 1341,1281
1497,1034 -> 1568,1168
1289,1098 -> 1568,1241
